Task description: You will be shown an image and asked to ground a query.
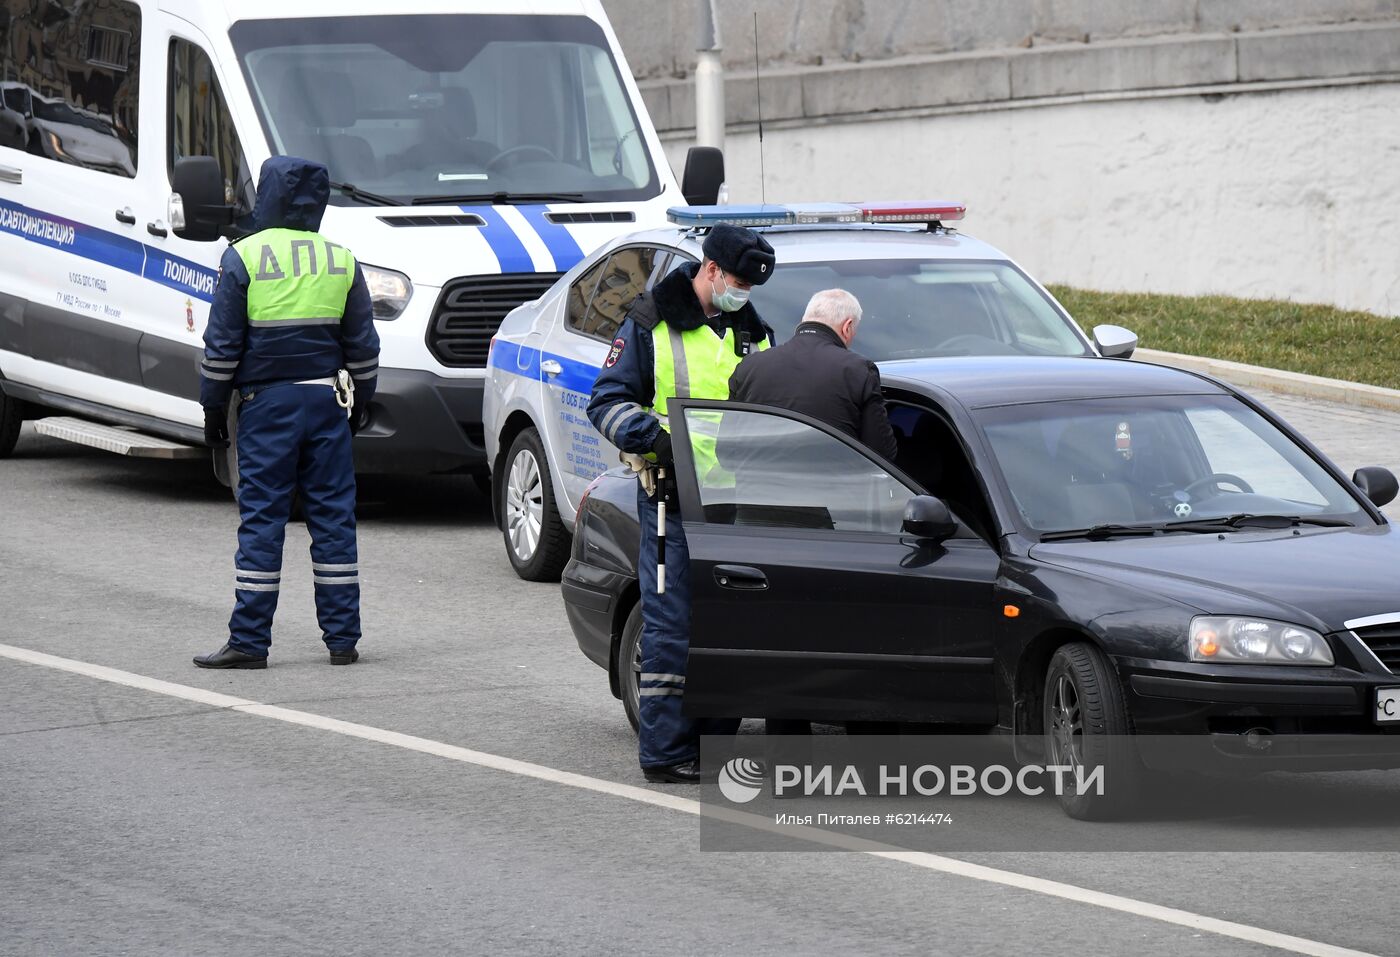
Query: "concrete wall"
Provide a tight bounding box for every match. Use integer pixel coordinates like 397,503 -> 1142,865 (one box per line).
605,2 -> 1400,315
661,82 -> 1400,318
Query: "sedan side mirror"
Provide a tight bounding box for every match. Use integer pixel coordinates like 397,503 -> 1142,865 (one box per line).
1352,466 -> 1398,508
680,146 -> 725,205
171,156 -> 233,242
903,495 -> 957,542
1093,324 -> 1137,359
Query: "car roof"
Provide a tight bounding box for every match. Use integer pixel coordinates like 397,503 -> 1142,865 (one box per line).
878,356 -> 1231,409
619,223 -> 1012,264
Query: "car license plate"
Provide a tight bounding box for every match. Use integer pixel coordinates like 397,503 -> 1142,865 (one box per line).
1377,688 -> 1400,724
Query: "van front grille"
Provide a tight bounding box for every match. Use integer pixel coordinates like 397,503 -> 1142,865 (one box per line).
426,273 -> 562,368
1352,624 -> 1400,673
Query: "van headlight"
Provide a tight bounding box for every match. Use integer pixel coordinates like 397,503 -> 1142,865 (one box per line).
362,263 -> 412,320
1189,616 -> 1333,665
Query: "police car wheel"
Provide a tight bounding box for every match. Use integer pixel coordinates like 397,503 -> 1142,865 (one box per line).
617,603 -> 642,734
1042,642 -> 1138,821
0,386 -> 22,458
501,428 -> 570,582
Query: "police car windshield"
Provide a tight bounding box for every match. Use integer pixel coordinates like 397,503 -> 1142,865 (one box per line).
746,259 -> 1091,361
975,394 -> 1368,534
229,14 -> 658,206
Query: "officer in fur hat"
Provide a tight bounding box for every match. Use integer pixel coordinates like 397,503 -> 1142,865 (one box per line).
587,223 -> 776,783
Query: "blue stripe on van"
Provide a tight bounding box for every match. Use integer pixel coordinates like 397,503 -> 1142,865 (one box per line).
516,205 -> 585,272
0,197 -> 145,276
462,205 -> 535,274
0,197 -> 216,302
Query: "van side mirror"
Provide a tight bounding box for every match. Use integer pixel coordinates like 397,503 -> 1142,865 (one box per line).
1093,324 -> 1137,359
902,495 -> 957,542
1352,466 -> 1398,508
681,146 -> 725,205
171,156 -> 232,242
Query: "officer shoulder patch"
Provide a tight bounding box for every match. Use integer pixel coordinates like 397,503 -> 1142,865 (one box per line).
605,337 -> 626,368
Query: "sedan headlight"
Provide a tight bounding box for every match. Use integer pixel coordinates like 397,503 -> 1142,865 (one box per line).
1189,616 -> 1333,665
361,263 -> 412,320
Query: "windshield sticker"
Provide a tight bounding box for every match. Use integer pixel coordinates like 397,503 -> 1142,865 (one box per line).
1115,421 -> 1133,460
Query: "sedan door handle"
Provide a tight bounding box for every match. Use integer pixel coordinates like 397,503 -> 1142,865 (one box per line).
146,220 -> 168,238
0,164 -> 21,185
714,565 -> 768,591
114,207 -> 136,225
540,359 -> 562,376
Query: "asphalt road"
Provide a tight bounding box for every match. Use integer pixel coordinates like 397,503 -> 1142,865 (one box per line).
3,388 -> 1400,957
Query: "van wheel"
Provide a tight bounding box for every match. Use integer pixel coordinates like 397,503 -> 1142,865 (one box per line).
1043,642 -> 1138,821
0,386 -> 22,458
500,427 -> 570,581
617,603 -> 642,734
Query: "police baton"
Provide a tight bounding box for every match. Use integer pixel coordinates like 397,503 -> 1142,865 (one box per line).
655,466 -> 666,594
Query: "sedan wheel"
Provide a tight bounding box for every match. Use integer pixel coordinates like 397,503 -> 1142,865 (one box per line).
499,427 -> 571,582
618,603 -> 642,733
1042,642 -> 1137,820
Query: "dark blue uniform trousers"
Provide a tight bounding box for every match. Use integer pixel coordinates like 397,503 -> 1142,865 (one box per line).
636,482 -> 739,768
228,383 -> 360,657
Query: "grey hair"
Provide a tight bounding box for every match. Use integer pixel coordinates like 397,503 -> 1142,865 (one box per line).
803,288 -> 862,329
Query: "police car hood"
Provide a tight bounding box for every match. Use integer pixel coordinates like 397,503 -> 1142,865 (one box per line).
252,156 -> 329,232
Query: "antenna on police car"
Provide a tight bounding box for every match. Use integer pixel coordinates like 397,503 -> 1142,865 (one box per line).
753,11 -> 767,206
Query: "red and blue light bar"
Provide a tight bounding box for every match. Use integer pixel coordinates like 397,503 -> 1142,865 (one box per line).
666,201 -> 966,228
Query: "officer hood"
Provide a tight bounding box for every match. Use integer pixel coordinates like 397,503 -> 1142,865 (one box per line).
251,156 -> 330,232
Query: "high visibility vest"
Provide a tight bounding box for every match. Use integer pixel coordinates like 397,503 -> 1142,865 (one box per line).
650,320 -> 769,482
235,227 -> 357,326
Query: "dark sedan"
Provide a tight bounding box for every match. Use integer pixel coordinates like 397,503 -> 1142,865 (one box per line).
561,356 -> 1400,817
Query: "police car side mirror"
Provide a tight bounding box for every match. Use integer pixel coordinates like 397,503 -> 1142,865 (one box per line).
902,495 -> 957,543
1093,324 -> 1137,359
1353,466 -> 1398,508
681,146 -> 725,205
172,156 -> 232,243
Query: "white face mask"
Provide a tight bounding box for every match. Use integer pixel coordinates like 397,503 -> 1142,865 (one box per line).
710,272 -> 750,313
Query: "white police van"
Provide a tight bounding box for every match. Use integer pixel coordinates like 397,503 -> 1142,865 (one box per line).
484,201 -> 1139,580
0,0 -> 723,482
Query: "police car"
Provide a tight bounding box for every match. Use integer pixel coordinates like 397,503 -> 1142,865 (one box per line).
484,201 -> 1138,580
0,0 -> 714,485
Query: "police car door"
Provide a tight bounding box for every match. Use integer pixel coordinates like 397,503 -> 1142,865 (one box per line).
669,399 -> 1001,725
0,0 -> 148,413
142,21 -> 255,410
544,243 -> 690,512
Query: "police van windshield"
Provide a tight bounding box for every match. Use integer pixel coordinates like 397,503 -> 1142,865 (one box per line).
229,14 -> 658,206
745,259 -> 1091,360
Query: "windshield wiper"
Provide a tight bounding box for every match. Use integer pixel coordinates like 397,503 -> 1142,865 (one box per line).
1039,523 -> 1162,542
330,181 -> 401,207
410,191 -> 586,206
1163,513 -> 1354,531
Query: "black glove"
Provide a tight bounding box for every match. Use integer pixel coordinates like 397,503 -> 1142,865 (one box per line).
204,406 -> 229,449
650,429 -> 674,468
350,401 -> 371,436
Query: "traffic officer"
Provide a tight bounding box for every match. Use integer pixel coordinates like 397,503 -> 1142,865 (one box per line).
194,156 -> 379,670
587,224 -> 776,783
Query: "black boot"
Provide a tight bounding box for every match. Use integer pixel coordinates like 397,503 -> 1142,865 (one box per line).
643,761 -> 701,784
193,644 -> 267,669
328,648 -> 359,666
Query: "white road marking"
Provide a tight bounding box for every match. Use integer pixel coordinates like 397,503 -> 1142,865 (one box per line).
0,642 -> 1377,957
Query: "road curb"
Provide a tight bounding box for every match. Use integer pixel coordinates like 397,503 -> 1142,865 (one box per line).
1135,348 -> 1400,412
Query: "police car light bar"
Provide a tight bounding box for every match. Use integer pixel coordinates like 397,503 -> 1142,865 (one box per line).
665,201 -> 967,228
666,205 -> 796,227
857,201 -> 966,223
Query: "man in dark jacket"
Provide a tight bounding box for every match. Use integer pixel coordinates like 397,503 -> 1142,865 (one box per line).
729,288 -> 897,460
193,156 -> 379,670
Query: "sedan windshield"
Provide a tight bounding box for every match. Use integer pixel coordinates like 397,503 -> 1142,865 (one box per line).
229,15 -> 658,205
746,259 -> 1090,360
976,394 -> 1369,533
